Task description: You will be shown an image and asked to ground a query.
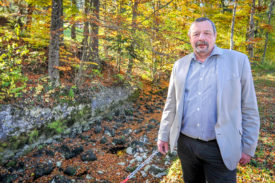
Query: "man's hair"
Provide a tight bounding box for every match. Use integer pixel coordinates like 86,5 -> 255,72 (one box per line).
188,17 -> 217,36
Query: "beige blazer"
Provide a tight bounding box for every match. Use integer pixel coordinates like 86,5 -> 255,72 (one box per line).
158,47 -> 260,170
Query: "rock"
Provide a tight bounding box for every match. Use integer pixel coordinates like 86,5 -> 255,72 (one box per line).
128,159 -> 135,165
81,150 -> 97,161
104,127 -> 115,137
64,166 -> 77,176
134,128 -> 142,134
124,109 -> 133,116
45,149 -> 55,156
61,145 -> 83,160
135,156 -> 143,162
149,118 -> 158,123
0,173 -> 18,183
114,109 -> 120,116
155,172 -> 167,178
56,161 -> 62,168
100,137 -> 108,144
126,147 -> 133,155
141,171 -> 147,177
117,162 -> 125,166
72,146 -> 84,155
139,135 -> 150,144
50,175 -> 72,183
146,124 -> 154,131
148,164 -> 165,177
97,170 -> 104,174
121,129 -> 132,136
34,162 -> 55,179
125,165 -> 137,173
94,126 -> 102,134
144,165 -> 151,172
112,138 -> 126,145
86,174 -> 93,180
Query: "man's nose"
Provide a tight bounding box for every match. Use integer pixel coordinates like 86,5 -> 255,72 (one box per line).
199,33 -> 206,40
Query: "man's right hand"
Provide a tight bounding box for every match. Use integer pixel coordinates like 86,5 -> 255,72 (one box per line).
157,139 -> 169,155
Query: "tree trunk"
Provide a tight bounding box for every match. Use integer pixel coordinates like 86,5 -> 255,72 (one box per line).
262,0 -> 274,64
116,0 -> 122,72
247,0 -> 256,60
71,0 -> 77,40
230,1 -> 237,50
127,0 -> 138,75
76,0 -> 90,86
48,0 -> 63,86
103,0 -> 108,60
26,2 -> 34,30
90,0 -> 100,65
83,0 -> 89,59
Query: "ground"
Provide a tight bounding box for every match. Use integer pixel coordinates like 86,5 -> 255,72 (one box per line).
0,65 -> 274,183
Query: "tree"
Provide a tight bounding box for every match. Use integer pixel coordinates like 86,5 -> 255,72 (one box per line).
247,0 -> 256,60
48,0 -> 63,86
230,1 -> 237,50
90,0 -> 100,65
127,0 -> 139,75
71,0 -> 77,40
262,0 -> 274,64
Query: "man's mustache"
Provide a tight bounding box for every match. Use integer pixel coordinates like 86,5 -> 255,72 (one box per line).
195,41 -> 209,47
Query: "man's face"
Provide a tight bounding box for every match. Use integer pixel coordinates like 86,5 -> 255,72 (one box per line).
189,21 -> 217,56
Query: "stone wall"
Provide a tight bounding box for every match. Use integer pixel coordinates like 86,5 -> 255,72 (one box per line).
0,86 -> 138,164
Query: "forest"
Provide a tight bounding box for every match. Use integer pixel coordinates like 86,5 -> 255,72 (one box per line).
0,0 -> 274,102
0,0 -> 274,182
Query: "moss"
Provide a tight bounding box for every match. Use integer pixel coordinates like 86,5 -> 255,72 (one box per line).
0,142 -> 8,148
127,88 -> 140,102
47,120 -> 65,135
9,135 -> 28,150
28,129 -> 39,144
6,160 -> 16,168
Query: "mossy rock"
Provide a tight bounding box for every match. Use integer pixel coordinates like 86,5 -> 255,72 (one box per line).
0,142 -> 8,148
127,89 -> 140,102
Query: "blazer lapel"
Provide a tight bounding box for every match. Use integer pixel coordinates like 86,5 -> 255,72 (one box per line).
216,54 -> 224,117
175,54 -> 192,117
178,54 -> 192,97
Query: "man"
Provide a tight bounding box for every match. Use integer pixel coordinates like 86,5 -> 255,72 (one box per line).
157,17 -> 260,183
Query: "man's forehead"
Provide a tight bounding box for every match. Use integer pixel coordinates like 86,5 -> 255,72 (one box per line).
190,21 -> 213,31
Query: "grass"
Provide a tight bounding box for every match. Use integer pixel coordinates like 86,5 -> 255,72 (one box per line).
160,69 -> 275,183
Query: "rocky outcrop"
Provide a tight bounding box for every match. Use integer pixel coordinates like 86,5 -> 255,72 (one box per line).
0,86 -> 138,164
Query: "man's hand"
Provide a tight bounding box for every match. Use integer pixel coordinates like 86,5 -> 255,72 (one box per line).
157,140 -> 168,155
239,152 -> 251,165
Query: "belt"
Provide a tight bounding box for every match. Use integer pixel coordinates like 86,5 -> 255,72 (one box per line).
180,133 -> 216,143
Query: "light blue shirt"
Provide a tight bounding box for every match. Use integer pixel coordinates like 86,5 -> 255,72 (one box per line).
181,46 -> 221,141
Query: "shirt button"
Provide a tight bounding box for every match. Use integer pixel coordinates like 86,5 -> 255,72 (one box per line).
202,65 -> 205,68
200,77 -> 203,80
198,92 -> 201,95
197,123 -> 200,127
197,107 -> 200,111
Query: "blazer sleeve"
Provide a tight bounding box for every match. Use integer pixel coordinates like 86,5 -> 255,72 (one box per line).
240,56 -> 260,157
158,64 -> 177,142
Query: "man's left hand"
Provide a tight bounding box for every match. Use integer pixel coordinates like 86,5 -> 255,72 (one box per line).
239,152 -> 251,165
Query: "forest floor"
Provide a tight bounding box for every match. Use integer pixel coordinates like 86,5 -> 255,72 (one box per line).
0,65 -> 274,183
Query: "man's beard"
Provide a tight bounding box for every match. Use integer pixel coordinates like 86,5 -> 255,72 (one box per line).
195,41 -> 209,53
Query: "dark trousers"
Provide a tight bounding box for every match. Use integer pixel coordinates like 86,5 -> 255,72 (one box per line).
177,134 -> 237,183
